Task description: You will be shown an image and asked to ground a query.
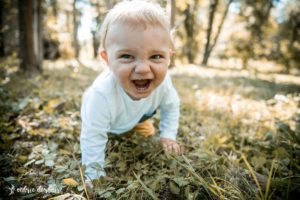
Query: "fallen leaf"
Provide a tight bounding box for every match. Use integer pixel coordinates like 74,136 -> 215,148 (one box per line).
169,181 -> 180,195
251,156 -> 267,169
43,98 -> 62,114
17,155 -> 28,163
63,178 -> 79,187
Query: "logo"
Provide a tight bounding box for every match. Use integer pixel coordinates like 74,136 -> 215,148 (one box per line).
6,184 -> 61,196
8,184 -> 15,195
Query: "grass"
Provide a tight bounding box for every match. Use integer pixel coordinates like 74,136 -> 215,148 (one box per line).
0,58 -> 299,199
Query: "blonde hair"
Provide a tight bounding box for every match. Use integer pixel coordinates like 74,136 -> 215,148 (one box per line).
99,0 -> 171,52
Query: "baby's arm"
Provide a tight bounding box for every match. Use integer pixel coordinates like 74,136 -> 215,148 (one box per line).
80,88 -> 111,181
159,75 -> 182,155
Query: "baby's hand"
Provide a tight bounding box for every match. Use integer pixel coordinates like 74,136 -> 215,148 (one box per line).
84,180 -> 94,195
160,137 -> 184,155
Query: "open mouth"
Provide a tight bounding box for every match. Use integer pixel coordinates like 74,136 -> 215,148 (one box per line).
132,79 -> 152,91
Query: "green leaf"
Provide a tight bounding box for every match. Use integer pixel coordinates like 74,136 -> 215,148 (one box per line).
273,147 -> 288,159
77,185 -> 84,191
169,181 -> 180,195
126,181 -> 139,190
251,156 -> 267,169
101,191 -> 112,198
173,177 -> 189,187
45,160 -> 55,167
4,176 -> 17,182
116,188 -> 126,194
35,159 -> 44,165
117,161 -> 127,172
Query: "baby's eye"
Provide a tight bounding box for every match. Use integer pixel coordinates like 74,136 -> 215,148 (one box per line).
120,54 -> 134,60
150,55 -> 164,60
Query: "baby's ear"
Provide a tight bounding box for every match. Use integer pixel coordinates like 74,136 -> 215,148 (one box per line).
100,51 -> 108,63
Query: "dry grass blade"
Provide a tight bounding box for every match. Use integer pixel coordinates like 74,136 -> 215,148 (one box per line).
65,137 -> 90,200
179,155 -> 216,198
265,159 -> 275,200
133,171 -> 159,200
80,166 -> 90,200
48,193 -> 87,200
241,154 -> 264,199
214,177 -> 246,200
209,173 -> 224,200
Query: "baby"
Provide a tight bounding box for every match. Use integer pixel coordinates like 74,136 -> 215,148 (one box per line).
80,0 -> 182,183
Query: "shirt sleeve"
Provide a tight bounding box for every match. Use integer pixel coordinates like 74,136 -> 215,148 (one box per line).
159,75 -> 180,141
80,87 -> 111,181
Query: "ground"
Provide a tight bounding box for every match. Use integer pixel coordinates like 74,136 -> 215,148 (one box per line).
0,57 -> 299,199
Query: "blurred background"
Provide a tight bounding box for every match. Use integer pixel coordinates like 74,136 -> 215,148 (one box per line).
1,0 -> 299,74
1,1 -> 300,199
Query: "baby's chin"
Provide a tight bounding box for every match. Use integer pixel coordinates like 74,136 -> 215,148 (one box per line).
127,90 -> 153,100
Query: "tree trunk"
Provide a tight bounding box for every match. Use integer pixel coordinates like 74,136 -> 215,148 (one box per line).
18,0 -> 43,73
202,0 -> 219,66
167,0 -> 176,66
73,0 -> 79,58
168,0 -> 176,28
0,0 -> 4,57
92,30 -> 98,58
258,1 -> 273,47
184,2 -> 198,64
285,20 -> 297,74
35,0 -> 43,68
203,0 -> 232,65
91,1 -> 102,58
105,0 -> 113,9
51,0 -> 58,18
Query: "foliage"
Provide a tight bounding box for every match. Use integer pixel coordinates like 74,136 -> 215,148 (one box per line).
0,57 -> 300,199
223,0 -> 300,72
275,0 -> 300,72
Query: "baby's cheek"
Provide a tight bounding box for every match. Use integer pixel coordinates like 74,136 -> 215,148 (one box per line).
158,67 -> 168,80
113,67 -> 130,79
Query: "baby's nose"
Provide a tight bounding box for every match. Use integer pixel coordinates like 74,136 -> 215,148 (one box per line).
134,61 -> 151,74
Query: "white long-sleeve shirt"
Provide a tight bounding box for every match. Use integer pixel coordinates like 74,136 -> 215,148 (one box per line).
80,69 -> 180,180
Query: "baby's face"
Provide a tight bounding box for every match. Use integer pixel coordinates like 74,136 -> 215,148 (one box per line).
104,21 -> 171,100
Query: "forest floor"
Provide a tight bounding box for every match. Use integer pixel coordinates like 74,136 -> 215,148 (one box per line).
0,57 -> 300,199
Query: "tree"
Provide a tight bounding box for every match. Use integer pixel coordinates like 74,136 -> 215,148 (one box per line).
277,0 -> 300,73
167,0 -> 176,28
0,0 -> 4,57
202,0 -> 219,65
73,0 -> 80,58
90,0 -> 119,58
90,0 -> 105,58
235,0 -> 275,69
0,0 -> 19,57
51,0 -> 58,18
243,0 -> 273,45
167,0 -> 176,66
183,0 -> 199,63
18,0 -> 43,73
202,0 -> 233,65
